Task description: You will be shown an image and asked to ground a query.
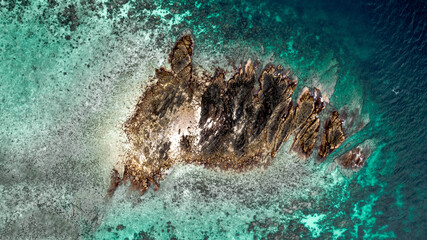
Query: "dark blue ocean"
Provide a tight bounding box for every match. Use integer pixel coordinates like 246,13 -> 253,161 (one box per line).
0,0 -> 425,239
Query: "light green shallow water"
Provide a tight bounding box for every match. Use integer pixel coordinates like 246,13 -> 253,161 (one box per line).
0,0 -> 401,239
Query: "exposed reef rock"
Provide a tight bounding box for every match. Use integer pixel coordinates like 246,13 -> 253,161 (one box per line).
291,88 -> 325,157
337,140 -> 374,171
318,111 -> 345,160
112,35 -> 348,195
338,148 -> 366,169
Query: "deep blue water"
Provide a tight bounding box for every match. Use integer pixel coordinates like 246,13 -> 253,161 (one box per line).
288,0 -> 427,237
359,0 -> 427,236
267,0 -> 427,237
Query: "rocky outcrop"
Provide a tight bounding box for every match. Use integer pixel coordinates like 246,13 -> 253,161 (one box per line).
318,111 -> 345,160
111,35 -> 349,195
337,143 -> 374,170
338,148 -> 366,169
291,88 -> 325,157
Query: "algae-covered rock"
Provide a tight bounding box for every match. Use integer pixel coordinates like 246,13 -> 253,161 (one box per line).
318,111 -> 345,160
339,148 -> 366,169
111,35 -> 347,195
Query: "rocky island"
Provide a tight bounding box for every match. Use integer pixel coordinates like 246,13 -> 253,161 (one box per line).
109,35 -> 352,195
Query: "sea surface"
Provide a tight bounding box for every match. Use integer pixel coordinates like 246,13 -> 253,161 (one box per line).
0,0 -> 425,239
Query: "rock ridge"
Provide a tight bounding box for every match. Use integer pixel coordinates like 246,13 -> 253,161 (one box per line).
109,35 -> 349,195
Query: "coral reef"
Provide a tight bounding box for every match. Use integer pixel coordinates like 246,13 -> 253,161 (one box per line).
111,35 -> 349,194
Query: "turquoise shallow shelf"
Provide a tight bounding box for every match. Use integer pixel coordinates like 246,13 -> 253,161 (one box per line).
0,0 -> 425,239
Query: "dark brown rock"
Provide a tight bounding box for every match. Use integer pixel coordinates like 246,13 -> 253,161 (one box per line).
292,88 -> 325,157
110,35 -> 347,195
116,224 -> 126,231
339,147 -> 367,169
318,111 -> 345,160
107,169 -> 121,197
169,35 -> 193,80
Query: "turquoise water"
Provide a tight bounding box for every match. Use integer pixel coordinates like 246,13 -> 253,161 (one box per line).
0,0 -> 425,239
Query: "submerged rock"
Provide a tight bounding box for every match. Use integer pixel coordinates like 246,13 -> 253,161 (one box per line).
338,148 -> 366,169
337,140 -> 374,171
111,35 -> 350,195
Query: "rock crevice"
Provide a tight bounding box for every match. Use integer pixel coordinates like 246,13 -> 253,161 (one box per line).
110,35 -> 348,195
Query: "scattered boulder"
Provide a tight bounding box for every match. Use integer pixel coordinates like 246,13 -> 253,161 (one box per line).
339,148 -> 366,169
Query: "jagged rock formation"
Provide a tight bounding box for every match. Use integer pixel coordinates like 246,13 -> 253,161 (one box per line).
110,35 -> 348,195
318,111 -> 346,160
338,148 -> 366,169
291,88 -> 325,157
